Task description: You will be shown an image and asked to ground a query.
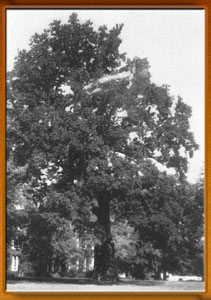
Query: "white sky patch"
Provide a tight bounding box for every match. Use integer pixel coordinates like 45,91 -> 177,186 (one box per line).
169,99 -> 177,116
108,161 -> 112,168
129,132 -> 139,140
40,164 -> 63,186
107,156 -> 113,168
169,149 -> 174,157
154,149 -> 162,157
137,94 -> 144,99
115,152 -> 126,159
45,179 -> 52,186
179,146 -> 187,157
147,104 -> 159,122
60,84 -> 74,96
138,170 -> 144,177
145,131 -> 153,138
127,131 -> 142,145
149,157 -> 175,175
114,109 -> 128,125
148,104 -> 157,113
41,168 -> 47,176
7,101 -> 13,109
14,204 -> 24,210
116,109 -> 128,118
65,104 -> 74,112
127,81 -> 133,89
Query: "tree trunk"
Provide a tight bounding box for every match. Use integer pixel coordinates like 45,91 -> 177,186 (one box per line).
36,259 -> 49,277
93,199 -> 118,283
154,270 -> 161,280
163,270 -> 167,281
154,262 -> 161,280
60,261 -> 67,277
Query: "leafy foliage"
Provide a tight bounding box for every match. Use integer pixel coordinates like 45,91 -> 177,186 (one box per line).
7,14 -> 203,281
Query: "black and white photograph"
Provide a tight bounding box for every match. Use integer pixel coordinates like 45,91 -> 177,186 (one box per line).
6,8 -> 205,292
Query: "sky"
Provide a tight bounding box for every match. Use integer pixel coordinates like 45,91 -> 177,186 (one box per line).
6,9 -> 205,183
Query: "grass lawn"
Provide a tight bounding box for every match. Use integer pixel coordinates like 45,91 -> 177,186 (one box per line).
6,278 -> 205,292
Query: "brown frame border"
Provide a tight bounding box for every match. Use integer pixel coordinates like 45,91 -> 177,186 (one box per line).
0,2 -> 209,300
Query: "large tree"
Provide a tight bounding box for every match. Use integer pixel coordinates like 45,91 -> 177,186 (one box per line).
7,13 -> 198,282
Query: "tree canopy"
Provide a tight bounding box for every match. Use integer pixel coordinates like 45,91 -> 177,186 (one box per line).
7,13 -> 203,282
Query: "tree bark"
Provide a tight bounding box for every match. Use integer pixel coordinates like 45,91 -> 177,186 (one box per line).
60,260 -> 67,277
163,270 -> 167,281
93,198 -> 118,283
35,259 -> 49,277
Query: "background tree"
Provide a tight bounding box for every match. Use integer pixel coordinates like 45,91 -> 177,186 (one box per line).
111,220 -> 138,277
7,13 -> 199,282
179,174 -> 204,279
128,170 -> 204,280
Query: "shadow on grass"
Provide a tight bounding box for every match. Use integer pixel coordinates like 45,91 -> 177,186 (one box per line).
7,276 -> 92,285
7,276 -> 167,286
